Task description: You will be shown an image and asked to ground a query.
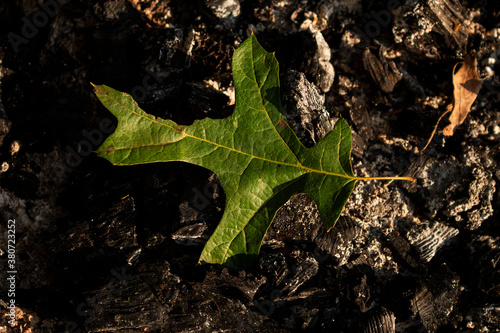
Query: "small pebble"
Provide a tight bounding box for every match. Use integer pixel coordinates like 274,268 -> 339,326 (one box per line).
10,140 -> 20,155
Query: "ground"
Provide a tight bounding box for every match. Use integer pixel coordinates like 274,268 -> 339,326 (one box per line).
0,0 -> 499,332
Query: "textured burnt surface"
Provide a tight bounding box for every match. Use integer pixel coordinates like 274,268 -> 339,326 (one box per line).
0,0 -> 499,332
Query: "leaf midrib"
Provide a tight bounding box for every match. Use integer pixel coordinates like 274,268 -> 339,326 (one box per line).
99,91 -> 358,181
246,41 -> 304,169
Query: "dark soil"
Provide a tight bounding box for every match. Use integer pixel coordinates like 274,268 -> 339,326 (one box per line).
0,0 -> 499,332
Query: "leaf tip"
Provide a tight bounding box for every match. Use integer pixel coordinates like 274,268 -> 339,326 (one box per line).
91,82 -> 104,95
334,117 -> 349,128
442,124 -> 454,136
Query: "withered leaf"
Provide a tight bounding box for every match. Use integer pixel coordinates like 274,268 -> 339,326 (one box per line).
443,54 -> 485,136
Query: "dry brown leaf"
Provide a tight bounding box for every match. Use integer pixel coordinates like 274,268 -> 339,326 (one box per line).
421,54 -> 488,152
443,54 -> 485,136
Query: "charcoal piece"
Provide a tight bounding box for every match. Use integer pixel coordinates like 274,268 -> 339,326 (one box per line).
134,260 -> 181,310
384,230 -> 420,270
258,253 -> 319,298
126,247 -> 142,265
382,275 -> 420,325
348,98 -> 374,146
204,268 -> 266,303
477,248 -> 500,298
348,131 -> 365,159
55,221 -> 94,252
260,29 -> 334,92
46,196 -> 139,289
427,264 -> 460,313
412,286 -> 439,332
470,235 -> 500,298
352,274 -> 371,313
393,0 -> 469,58
358,307 -> 396,333
312,216 -> 362,267
171,173 -> 221,246
149,81 -> 231,123
337,266 -> 374,313
336,73 -> 372,148
83,261 -> 178,332
92,196 -> 137,250
155,28 -> 191,69
287,290 -> 340,330
281,70 -> 333,148
406,221 -> 459,263
185,82 -> 230,115
363,48 -> 402,93
258,253 -> 290,287
149,79 -> 182,101
177,200 -> 199,224
290,305 -> 320,330
171,222 -> 208,246
168,269 -> 271,332
425,0 -> 469,49
412,264 -> 460,332
398,66 -> 426,100
347,251 -> 376,269
281,255 -> 319,296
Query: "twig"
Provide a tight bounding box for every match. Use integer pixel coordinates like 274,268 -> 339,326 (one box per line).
421,106 -> 452,152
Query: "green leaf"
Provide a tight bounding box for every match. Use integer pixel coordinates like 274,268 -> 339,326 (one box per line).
93,34 -> 412,270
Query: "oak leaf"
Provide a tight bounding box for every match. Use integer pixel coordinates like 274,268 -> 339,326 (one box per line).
93,34 -> 413,269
